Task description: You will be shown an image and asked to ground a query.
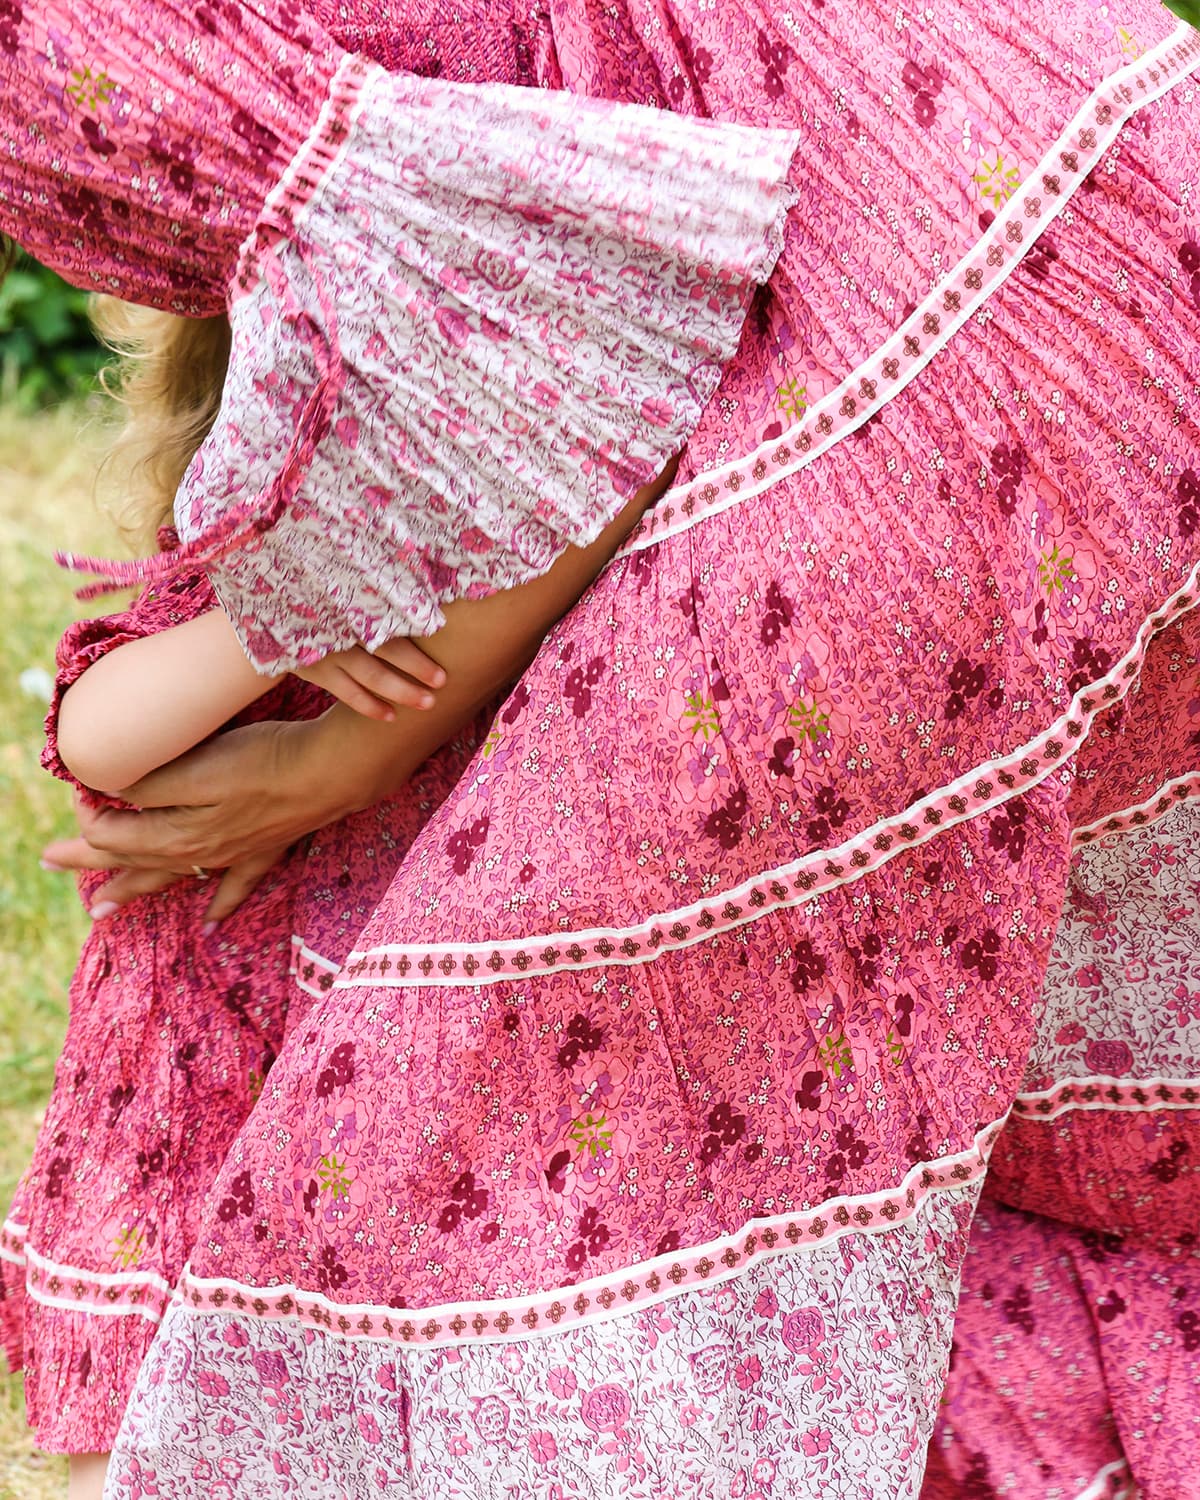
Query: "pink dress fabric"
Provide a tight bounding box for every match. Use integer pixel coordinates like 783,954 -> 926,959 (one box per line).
90,2 -> 1200,1496
0,5 -> 549,1458
0,549 -> 489,1451
4,4 -> 799,672
924,615 -> 1200,1498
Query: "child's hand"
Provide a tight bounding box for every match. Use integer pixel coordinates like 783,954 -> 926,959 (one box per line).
295,640 -> 446,720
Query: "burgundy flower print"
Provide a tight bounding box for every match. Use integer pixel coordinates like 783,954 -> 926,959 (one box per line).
216,1170 -> 254,1224
1178,468 -> 1200,539
136,1146 -> 166,1187
894,992 -> 915,1040
1179,240 -> 1200,313
557,1013 -> 604,1070
760,580 -> 793,647
500,681 -> 529,725
544,1149 -> 571,1195
564,655 -> 605,717
1001,1283 -> 1034,1335
44,1155 -> 71,1200
768,736 -> 796,778
1024,236 -> 1060,283
790,940 -> 827,994
794,1069 -> 827,1111
945,657 -> 988,720
315,1245 -> 348,1293
901,57 -> 945,128
0,0 -> 22,57
1178,1307 -> 1200,1353
703,785 -> 748,849
699,1100 -> 747,1164
229,108 -> 280,165
315,1041 -> 356,1100
1095,1290 -> 1127,1324
990,441 -> 1028,519
565,1206 -> 610,1273
1066,638 -> 1114,697
988,797 -> 1029,861
961,928 -> 1001,982
106,1084 -> 135,1128
806,785 -> 850,844
1148,1139 -> 1189,1185
446,814 -> 490,874
850,931 -> 882,987
437,1170 -> 489,1233
667,34 -> 714,108
1079,1229 -> 1125,1262
756,30 -> 793,100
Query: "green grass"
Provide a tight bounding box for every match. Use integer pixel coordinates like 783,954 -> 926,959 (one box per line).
0,400 -> 120,1499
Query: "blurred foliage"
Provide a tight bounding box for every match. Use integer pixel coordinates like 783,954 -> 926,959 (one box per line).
1164,0 -> 1200,25
0,256 -> 103,409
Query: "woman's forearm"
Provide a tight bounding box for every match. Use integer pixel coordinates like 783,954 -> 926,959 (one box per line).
56,607 -> 279,793
295,464 -> 674,812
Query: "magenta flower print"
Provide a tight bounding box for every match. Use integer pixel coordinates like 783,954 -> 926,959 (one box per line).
580,1383 -> 632,1434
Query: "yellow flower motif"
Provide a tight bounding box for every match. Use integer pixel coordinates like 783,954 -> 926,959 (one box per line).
67,65 -> 116,112
787,699 -> 830,742
777,377 -> 808,421
317,1153 -> 353,1201
682,692 -> 720,742
819,1032 -> 853,1079
1037,544 -> 1075,595
1117,26 -> 1142,60
973,152 -> 1021,209
112,1224 -> 146,1269
568,1113 -> 613,1159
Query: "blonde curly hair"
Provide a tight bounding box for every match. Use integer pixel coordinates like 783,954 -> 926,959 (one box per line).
92,297 -> 231,549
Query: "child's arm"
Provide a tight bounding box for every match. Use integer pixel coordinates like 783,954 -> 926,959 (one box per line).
56,607 -> 450,795
55,608 -> 281,794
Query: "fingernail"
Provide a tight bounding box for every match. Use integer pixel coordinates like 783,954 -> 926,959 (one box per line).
89,901 -> 119,920
419,693 -> 434,709
201,921 -> 218,938
39,859 -> 66,871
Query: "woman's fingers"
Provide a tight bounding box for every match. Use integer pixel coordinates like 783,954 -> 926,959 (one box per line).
89,865 -> 189,914
40,834 -> 120,872
203,846 -> 290,924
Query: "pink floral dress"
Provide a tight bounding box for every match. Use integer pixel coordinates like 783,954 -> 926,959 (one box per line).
5,1 -> 797,667
0,541 -> 486,1451
925,612 -> 1200,1499
78,1 -> 1199,1496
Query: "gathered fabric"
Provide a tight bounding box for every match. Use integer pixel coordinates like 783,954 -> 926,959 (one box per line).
84,1 -> 1200,1495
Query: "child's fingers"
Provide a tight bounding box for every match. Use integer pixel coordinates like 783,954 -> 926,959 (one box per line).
323,663 -> 398,721
370,637 -> 447,691
342,648 -> 436,711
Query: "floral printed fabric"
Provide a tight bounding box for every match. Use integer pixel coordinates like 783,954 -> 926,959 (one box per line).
925,1195 -> 1200,1500
181,73 -> 798,668
927,617 -> 1200,1496
0,561 -> 487,1451
0,0 -> 341,313
103,1 -> 1200,1493
114,1187 -> 978,1499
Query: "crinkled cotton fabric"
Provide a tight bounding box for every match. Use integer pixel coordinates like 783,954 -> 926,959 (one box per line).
102,2 -> 1200,1495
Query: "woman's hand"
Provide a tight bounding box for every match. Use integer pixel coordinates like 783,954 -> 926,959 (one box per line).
42,716 -> 372,922
41,456 -> 678,924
